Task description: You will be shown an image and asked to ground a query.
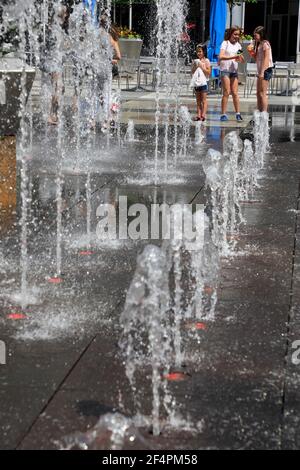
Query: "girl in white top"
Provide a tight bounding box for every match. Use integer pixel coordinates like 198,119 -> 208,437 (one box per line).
247,26 -> 273,112
218,26 -> 244,122
191,44 -> 211,121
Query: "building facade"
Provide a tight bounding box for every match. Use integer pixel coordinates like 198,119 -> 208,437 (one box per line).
244,0 -> 300,62
15,0 -> 297,62
186,0 -> 300,62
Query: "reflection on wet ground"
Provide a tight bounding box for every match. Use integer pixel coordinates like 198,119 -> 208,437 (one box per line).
1,105 -> 300,449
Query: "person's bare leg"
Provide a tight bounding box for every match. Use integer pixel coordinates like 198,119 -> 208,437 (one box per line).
221,76 -> 230,115
196,92 -> 201,118
261,79 -> 269,112
48,72 -> 59,124
72,94 -> 78,113
256,78 -> 263,112
256,78 -> 261,111
201,92 -> 207,118
48,97 -> 59,123
230,76 -> 240,114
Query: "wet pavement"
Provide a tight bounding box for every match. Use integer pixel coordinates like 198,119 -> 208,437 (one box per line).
1,101 -> 300,449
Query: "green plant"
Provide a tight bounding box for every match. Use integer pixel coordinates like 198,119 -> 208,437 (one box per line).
118,26 -> 142,39
241,33 -> 253,41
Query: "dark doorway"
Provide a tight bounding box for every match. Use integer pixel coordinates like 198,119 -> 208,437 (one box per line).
269,15 -> 282,61
244,1 -> 266,36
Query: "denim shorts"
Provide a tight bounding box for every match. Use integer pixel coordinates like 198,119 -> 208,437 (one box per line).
263,67 -> 273,81
220,70 -> 238,79
194,84 -> 208,92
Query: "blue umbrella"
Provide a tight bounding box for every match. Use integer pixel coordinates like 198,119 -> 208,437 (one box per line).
83,0 -> 97,21
208,0 -> 227,74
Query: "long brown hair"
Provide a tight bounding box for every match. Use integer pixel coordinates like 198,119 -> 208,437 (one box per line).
225,26 -> 241,41
196,44 -> 207,58
100,13 -> 119,41
109,24 -> 120,42
253,26 -> 269,42
253,26 -> 270,52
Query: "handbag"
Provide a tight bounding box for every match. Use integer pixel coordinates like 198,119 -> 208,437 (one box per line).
190,65 -> 207,88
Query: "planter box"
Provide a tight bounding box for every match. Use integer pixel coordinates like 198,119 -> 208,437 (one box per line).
0,56 -> 35,135
241,40 -> 255,63
119,38 -> 143,59
238,40 -> 255,83
0,136 -> 16,234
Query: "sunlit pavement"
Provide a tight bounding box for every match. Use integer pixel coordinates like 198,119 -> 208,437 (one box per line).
1,91 -> 300,449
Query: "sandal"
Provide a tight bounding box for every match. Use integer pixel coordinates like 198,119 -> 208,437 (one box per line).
193,116 -> 201,121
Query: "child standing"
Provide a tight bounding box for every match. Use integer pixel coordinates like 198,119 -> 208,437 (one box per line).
191,45 -> 211,121
248,26 -> 273,112
219,26 -> 244,122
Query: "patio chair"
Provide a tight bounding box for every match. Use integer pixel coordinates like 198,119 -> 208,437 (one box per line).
138,56 -> 156,89
117,57 -> 140,90
160,57 -> 191,93
272,62 -> 294,95
208,63 -> 221,95
287,63 -> 300,96
151,58 -> 170,89
62,61 -> 77,89
147,58 -> 187,92
244,63 -> 257,97
168,58 -> 191,93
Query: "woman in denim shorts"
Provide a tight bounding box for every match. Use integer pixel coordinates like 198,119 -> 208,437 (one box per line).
248,26 -> 273,112
218,27 -> 244,122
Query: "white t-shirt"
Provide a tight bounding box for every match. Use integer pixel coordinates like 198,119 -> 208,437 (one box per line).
219,40 -> 242,73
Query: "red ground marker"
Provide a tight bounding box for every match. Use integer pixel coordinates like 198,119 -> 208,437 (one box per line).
185,321 -> 207,331
47,277 -> 63,284
163,372 -> 189,382
79,250 -> 94,256
7,313 -> 27,320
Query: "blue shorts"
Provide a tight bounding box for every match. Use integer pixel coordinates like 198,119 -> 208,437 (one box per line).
220,70 -> 238,79
263,67 -> 273,81
194,84 -> 208,93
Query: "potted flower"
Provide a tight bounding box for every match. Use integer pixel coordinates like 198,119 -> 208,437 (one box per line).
241,34 -> 253,41
240,33 -> 254,62
118,26 -> 143,59
237,33 -> 254,83
119,26 -> 142,40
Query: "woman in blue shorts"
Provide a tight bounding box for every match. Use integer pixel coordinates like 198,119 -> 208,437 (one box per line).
219,26 -> 244,122
248,26 -> 273,112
